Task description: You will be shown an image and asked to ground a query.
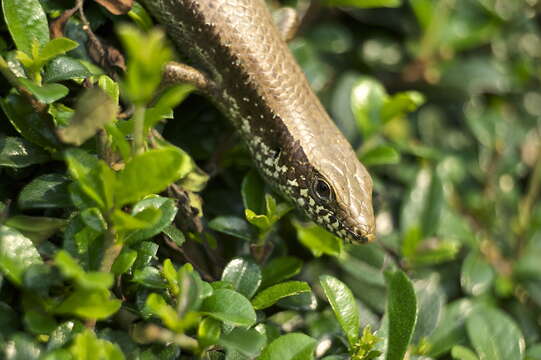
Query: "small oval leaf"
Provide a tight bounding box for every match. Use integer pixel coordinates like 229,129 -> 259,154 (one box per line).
320,275 -> 360,348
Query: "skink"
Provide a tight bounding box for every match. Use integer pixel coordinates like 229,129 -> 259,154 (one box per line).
139,0 -> 376,243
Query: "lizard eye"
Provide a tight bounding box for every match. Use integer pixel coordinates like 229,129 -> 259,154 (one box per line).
313,178 -> 333,201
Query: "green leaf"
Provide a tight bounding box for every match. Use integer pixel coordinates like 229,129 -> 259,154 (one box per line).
259,333 -> 317,360
65,149 -> 116,211
198,317 -> 221,348
5,215 -> 66,244
80,208 -> 107,232
132,266 -> 167,289
261,256 -> 303,289
252,281 -> 311,310
242,170 -> 266,214
146,293 -> 190,332
162,224 -> 185,246
144,84 -> 194,132
2,0 -> 49,54
466,306 -> 525,360
132,241 -> 159,269
118,25 -> 172,104
381,91 -> 425,122
451,345 -> 480,360
98,75 -> 120,106
57,88 -> 117,146
277,291 -> 317,311
426,299 -> 475,357
0,136 -> 49,168
111,249 -> 137,275
222,257 -> 262,299
245,209 -> 272,231
111,208 -> 161,234
55,289 -> 121,320
23,308 -> 57,334
18,174 -> 72,209
39,38 -> 79,62
55,250 -> 114,291
527,344 -> 541,360
461,251 -> 494,296
324,0 -> 401,8
0,302 -> 19,337
1,94 -> 62,150
48,102 -> 74,126
47,321 -> 85,351
0,225 -> 43,286
201,289 -> 256,327
351,77 -> 387,137
70,330 -> 125,360
219,327 -> 266,358
293,221 -> 342,257
126,196 -> 178,243
385,270 -> 418,360
43,56 -> 92,83
320,275 -> 360,348
2,334 -> 42,360
115,147 -> 192,207
411,275 -> 445,344
18,78 -> 69,104
359,144 -> 401,167
128,2 -> 154,30
401,167 -> 446,264
209,216 -> 256,241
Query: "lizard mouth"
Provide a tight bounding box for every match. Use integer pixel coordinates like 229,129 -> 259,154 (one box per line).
343,226 -> 376,244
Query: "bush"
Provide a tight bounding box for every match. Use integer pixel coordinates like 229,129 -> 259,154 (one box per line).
0,0 -> 540,359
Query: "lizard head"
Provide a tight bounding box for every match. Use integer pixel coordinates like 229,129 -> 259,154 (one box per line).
275,138 -> 376,244
302,153 -> 376,244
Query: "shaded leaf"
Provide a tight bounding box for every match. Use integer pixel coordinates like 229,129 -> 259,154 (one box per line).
115,147 -> 192,207
18,78 -> 69,104
126,196 -> 177,243
18,174 -> 72,209
293,221 -> 342,257
208,216 -> 255,241
259,333 -> 316,360
43,56 -> 92,83
320,275 -> 360,348
55,289 -> 121,319
201,289 -> 256,327
1,94 -> 63,150
385,270 -> 418,360
261,256 -> 303,289
5,215 -> 66,244
0,225 -> 43,286
466,306 -> 525,360
359,144 -> 401,167
222,257 -> 262,299
0,136 -> 49,168
252,281 -> 311,310
2,0 -> 49,54
219,327 -> 266,358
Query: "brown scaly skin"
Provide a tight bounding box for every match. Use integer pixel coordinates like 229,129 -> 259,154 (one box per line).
140,0 -> 376,243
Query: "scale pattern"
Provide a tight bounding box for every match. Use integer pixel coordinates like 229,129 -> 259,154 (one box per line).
140,0 -> 376,243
